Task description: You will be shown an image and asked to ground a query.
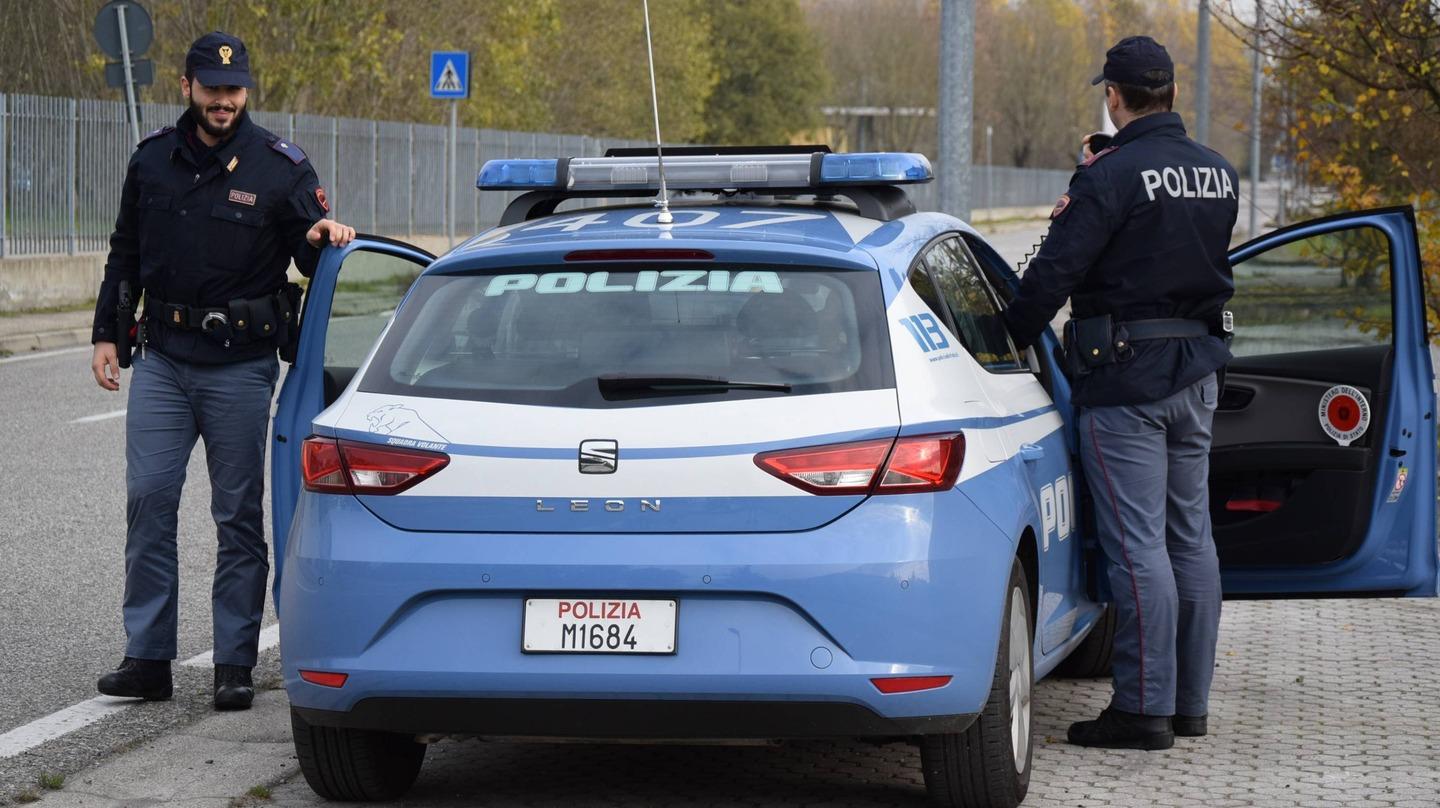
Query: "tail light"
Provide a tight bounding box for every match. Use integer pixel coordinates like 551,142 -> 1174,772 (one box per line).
755,433 -> 964,496
302,437 -> 449,495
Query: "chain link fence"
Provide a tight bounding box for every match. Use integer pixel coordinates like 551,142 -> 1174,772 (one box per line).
0,91 -> 1071,259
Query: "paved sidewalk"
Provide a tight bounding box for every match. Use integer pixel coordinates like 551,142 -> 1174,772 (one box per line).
23,597 -> 1440,807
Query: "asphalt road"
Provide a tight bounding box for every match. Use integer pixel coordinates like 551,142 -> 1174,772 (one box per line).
0,345 -> 283,798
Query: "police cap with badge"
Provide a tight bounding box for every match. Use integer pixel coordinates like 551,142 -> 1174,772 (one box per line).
186,31 -> 253,88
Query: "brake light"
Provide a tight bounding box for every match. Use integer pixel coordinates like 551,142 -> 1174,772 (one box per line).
754,433 -> 964,496
754,438 -> 893,495
871,675 -> 952,694
876,434 -> 965,493
301,437 -> 449,495
564,248 -> 714,261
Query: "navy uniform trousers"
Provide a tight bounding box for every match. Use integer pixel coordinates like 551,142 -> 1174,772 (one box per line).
123,349 -> 279,666
1079,372 -> 1223,718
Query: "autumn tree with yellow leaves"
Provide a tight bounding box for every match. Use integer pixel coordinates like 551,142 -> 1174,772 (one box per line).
1244,0 -> 1440,332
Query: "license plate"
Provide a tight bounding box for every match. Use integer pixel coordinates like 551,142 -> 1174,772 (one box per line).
523,598 -> 677,654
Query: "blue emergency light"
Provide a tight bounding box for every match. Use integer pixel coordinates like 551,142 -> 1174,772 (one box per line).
476,151 -> 933,192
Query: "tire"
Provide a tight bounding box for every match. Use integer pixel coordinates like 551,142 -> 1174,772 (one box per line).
291,707 -> 426,802
920,559 -> 1033,808
1053,603 -> 1116,679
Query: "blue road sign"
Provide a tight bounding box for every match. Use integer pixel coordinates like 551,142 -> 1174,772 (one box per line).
430,51 -> 469,99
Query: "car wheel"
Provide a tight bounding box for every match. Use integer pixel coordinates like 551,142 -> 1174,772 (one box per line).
290,707 -> 426,801
1053,603 -> 1116,678
920,558 -> 1033,808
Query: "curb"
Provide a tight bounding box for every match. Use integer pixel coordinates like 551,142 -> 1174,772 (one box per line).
0,327 -> 91,356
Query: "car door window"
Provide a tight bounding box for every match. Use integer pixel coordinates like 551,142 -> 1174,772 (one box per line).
322,249 -> 426,368
1228,225 -> 1391,358
926,237 -> 1027,372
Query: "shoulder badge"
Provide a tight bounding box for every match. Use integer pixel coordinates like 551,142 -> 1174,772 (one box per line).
136,125 -> 174,149
269,138 -> 308,165
1081,145 -> 1119,168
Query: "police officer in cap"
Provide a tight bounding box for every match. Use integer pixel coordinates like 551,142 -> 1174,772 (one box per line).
1002,36 -> 1238,749
89,32 -> 355,710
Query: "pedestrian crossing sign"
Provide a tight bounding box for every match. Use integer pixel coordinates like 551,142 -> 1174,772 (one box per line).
430,51 -> 469,99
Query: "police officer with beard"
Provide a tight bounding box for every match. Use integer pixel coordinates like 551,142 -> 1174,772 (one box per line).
89,33 -> 356,710
1002,36 -> 1238,750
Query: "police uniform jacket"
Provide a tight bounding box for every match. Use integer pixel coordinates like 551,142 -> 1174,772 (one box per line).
1002,112 -> 1238,407
90,109 -> 330,364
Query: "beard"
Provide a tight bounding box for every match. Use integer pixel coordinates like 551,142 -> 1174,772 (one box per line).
189,96 -> 243,139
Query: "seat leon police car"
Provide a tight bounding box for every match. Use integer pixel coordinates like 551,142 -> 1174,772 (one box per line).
269,148 -> 1436,806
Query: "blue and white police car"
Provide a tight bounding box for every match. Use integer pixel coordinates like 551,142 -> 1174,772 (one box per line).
270,147 -> 1436,806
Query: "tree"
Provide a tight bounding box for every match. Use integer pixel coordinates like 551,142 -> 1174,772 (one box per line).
702,0 -> 828,145
1235,0 -> 1440,332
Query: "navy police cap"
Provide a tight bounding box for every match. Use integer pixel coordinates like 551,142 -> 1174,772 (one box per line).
186,32 -> 252,88
1091,35 -> 1174,87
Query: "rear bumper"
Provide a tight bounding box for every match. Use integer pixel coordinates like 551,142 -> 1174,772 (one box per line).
294,698 -> 979,739
278,487 -> 1018,737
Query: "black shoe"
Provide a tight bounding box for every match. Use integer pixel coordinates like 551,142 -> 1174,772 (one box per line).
1067,707 -> 1175,750
214,664 -> 255,711
97,657 -> 173,701
1173,714 -> 1207,737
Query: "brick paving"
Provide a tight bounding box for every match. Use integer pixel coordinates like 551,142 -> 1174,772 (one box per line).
261,597 -> 1440,807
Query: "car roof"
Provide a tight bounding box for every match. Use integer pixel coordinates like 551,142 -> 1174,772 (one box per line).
425,200 -> 976,276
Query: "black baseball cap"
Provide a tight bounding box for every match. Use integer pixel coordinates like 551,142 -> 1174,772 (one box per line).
1090,35 -> 1174,87
186,32 -> 252,88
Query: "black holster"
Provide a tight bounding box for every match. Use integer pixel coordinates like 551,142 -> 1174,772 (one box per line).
1061,314 -> 1117,378
116,280 -> 138,369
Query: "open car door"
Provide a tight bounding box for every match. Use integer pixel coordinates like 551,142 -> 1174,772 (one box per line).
1215,206 -> 1436,597
270,236 -> 435,601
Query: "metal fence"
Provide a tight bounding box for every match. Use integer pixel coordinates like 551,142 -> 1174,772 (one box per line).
0,91 -> 1071,259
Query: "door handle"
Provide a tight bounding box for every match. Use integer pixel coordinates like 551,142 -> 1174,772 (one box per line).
1019,443 -> 1045,463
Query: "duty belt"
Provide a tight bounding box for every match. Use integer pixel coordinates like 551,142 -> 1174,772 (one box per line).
1116,318 -> 1211,342
146,291 -> 292,333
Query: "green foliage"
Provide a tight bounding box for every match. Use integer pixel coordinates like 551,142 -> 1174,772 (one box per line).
0,0 -> 827,144
702,0 -> 827,144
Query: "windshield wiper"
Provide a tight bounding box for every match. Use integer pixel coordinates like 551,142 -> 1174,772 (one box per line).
597,374 -> 792,396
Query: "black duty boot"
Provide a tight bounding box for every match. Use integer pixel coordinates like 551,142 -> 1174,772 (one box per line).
214,664 -> 255,711
1173,714 -> 1208,737
1067,707 -> 1174,750
97,657 -> 173,701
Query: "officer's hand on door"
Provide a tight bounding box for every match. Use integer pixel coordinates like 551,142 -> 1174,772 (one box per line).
306,219 -> 357,249
91,341 -> 121,391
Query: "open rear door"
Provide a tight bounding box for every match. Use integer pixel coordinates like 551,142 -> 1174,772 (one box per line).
1215,206 -> 1436,597
270,236 -> 434,602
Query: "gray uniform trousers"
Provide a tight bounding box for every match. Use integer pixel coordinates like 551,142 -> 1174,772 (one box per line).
123,349 -> 279,667
1078,373 -> 1222,717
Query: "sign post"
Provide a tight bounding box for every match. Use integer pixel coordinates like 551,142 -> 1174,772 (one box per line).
430,51 -> 470,248
94,0 -> 154,146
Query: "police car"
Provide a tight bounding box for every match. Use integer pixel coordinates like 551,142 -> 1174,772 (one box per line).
270,148 -> 1436,806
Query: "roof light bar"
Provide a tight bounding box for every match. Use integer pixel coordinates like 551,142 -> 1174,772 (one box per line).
476,151 -> 932,192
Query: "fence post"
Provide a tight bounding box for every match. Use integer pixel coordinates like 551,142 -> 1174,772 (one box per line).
406,124 -> 414,237
0,93 -> 7,259
377,119 -> 383,233
473,127 -> 481,233
67,97 -> 77,256
330,118 -> 339,220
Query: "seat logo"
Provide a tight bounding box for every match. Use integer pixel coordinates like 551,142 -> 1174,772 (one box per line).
579,439 -> 619,474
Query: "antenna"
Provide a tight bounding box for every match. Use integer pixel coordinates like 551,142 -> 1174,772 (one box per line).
641,0 -> 673,224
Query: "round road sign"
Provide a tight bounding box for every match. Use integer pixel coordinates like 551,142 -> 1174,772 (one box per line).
93,0 -> 154,61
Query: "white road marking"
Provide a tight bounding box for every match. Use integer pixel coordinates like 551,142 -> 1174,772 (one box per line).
0,346 -> 89,365
69,409 -> 127,424
0,622 -> 281,759
0,697 -> 133,758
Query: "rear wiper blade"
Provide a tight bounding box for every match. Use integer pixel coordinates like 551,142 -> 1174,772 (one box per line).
597,374 -> 792,394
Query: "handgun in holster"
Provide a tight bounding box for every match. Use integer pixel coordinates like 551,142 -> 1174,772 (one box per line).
276,282 -> 304,364
116,280 -> 139,369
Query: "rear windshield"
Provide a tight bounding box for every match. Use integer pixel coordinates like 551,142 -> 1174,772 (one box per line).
358,265 -> 894,408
